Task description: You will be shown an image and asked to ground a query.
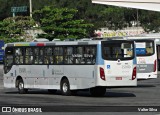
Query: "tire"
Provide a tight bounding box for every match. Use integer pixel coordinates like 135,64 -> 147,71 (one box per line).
17,79 -> 28,94
90,87 -> 106,97
60,79 -> 71,96
48,89 -> 57,94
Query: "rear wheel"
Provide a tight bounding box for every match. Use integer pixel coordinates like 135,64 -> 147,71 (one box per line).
60,79 -> 71,96
90,87 -> 106,97
17,79 -> 28,94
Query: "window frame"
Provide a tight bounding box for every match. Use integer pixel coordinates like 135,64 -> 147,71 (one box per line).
101,40 -> 135,61
4,45 -> 97,65
135,40 -> 155,57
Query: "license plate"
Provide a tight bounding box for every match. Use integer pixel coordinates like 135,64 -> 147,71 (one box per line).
116,77 -> 122,80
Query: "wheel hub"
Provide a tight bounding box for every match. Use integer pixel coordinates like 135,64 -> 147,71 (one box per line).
63,83 -> 68,93
19,82 -> 23,90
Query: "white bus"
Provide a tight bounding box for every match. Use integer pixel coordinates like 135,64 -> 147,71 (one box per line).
125,37 -> 157,79
3,39 -> 137,96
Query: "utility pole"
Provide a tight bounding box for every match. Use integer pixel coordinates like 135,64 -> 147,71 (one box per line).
136,9 -> 139,35
137,9 -> 139,27
29,0 -> 32,18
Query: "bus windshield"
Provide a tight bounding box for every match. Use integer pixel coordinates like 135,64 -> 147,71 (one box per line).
102,41 -> 134,60
136,41 -> 154,56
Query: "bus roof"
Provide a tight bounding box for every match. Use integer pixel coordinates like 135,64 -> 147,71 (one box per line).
6,41 -> 100,47
32,38 -> 49,42
5,39 -> 132,47
125,36 -> 160,39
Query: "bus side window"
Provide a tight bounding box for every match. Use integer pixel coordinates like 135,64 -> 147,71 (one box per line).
74,46 -> 84,64
4,47 -> 14,73
34,48 -> 39,64
64,47 -> 73,64
25,48 -> 33,64
5,48 -> 14,65
33,48 -> 44,64
84,46 -> 96,64
15,48 -> 23,64
44,47 -> 53,64
39,48 -> 44,64
6,56 -> 13,66
54,47 -> 63,64
73,46 -> 96,65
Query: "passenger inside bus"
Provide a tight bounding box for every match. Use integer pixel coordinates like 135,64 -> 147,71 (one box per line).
146,47 -> 153,55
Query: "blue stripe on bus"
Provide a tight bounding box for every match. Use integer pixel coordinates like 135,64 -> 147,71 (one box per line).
133,44 -> 137,64
96,44 -> 104,65
30,42 -> 37,46
133,58 -> 136,64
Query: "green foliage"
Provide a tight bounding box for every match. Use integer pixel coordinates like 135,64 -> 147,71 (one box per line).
0,36 -> 24,43
0,16 -> 36,43
101,7 -> 126,30
33,6 -> 93,40
53,0 -> 107,34
139,11 -> 160,32
0,0 -> 30,20
1,0 -> 160,35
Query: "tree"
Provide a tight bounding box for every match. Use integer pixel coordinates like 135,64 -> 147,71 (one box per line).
52,0 -> 107,35
33,6 -> 93,40
0,16 -> 36,43
101,7 -> 126,30
1,0 -> 160,34
0,0 -> 30,20
139,10 -> 160,32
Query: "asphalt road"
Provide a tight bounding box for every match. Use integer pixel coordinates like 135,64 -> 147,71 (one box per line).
0,65 -> 160,115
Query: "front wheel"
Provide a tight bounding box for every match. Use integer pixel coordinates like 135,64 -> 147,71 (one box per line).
90,87 -> 106,97
60,79 -> 71,96
17,79 -> 28,94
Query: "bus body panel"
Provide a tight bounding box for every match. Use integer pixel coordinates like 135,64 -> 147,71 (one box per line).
125,37 -> 157,80
96,40 -> 137,87
135,40 -> 157,79
96,62 -> 137,87
4,65 -> 96,90
3,40 -> 137,91
137,73 -> 157,79
4,67 -> 15,88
